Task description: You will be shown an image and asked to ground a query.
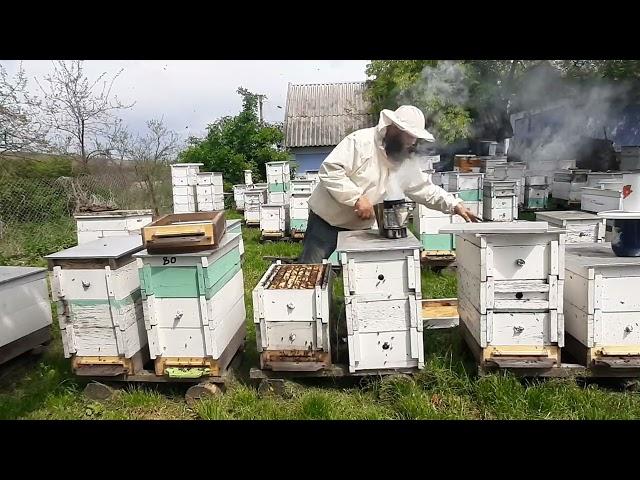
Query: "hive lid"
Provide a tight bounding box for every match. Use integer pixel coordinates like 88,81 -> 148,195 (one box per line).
0,266 -> 46,285
566,242 -> 640,268
439,221 -> 551,234
337,229 -> 420,252
598,210 -> 640,219
74,209 -> 153,219
45,235 -> 143,260
535,210 -> 601,222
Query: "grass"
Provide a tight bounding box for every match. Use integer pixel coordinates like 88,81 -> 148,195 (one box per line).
2,211 -> 640,420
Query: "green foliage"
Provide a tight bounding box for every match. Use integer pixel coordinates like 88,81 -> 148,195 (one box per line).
1,156 -> 75,179
178,87 -> 289,184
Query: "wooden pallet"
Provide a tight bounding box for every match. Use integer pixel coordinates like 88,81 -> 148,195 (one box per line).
563,333 -> 640,370
459,321 -> 640,378
72,350 -> 147,377
260,350 -> 331,372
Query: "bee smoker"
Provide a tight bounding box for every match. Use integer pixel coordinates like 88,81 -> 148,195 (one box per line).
374,199 -> 415,239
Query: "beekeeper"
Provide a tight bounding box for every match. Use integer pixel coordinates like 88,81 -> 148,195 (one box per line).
299,105 -> 479,264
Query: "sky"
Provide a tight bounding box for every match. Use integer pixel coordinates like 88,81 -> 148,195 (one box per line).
1,60 -> 370,139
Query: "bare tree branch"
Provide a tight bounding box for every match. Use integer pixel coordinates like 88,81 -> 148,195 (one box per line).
0,62 -> 50,155
36,60 -> 135,170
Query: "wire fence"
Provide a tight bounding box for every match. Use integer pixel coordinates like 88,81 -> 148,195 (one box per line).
0,167 -> 174,240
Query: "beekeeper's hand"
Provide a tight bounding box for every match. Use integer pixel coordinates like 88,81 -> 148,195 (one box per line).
354,196 -> 374,220
453,203 -> 480,223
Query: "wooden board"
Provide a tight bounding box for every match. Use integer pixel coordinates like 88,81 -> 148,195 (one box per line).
422,298 -> 459,329
439,221 -> 551,235
337,229 -> 421,252
142,211 -> 226,254
45,236 -> 143,260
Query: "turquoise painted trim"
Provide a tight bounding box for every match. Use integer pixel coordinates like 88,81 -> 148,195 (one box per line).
526,198 -> 547,209
141,248 -> 241,299
290,219 -> 308,231
68,289 -> 142,308
420,233 -> 454,251
457,189 -> 482,201
268,182 -> 290,193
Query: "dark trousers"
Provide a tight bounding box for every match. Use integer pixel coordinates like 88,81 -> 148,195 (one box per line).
298,210 -> 348,264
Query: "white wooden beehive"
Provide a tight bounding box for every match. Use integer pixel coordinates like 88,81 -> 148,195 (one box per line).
226,219 -> 244,256
253,262 -> 332,367
290,192 -> 311,235
134,233 -> 245,362
260,204 -> 289,235
337,230 -> 424,373
244,188 -> 267,225
0,267 -> 52,363
46,236 -> 146,359
564,243 -> 640,359
552,169 -> 590,203
267,190 -> 290,206
483,179 -> 518,221
535,211 -> 605,244
450,223 -> 565,359
233,184 -> 248,210
74,210 -> 154,245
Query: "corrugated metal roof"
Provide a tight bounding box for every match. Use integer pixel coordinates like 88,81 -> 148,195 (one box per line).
284,82 -> 376,148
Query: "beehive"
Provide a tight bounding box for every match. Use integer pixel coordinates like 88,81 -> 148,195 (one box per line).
483,179 -> 518,221
564,243 -> 640,366
46,236 -> 147,373
552,169 -> 590,203
524,176 -> 549,210
448,172 -> 483,201
337,230 -> 424,373
233,184 -> 248,210
260,204 -> 289,238
244,188 -> 267,226
446,222 -> 565,365
253,262 -> 333,370
134,232 -> 245,376
0,267 -> 52,364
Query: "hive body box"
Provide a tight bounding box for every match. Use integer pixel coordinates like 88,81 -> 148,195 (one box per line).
564,243 -> 640,363
253,263 -> 332,369
290,194 -> 311,237
260,204 -> 289,237
74,210 -> 154,245
244,188 -> 267,226
535,211 -> 605,244
171,163 -> 202,214
483,179 -> 518,221
453,224 -> 566,363
46,236 -> 146,364
337,230 -> 424,373
134,233 -> 245,375
0,267 -> 52,364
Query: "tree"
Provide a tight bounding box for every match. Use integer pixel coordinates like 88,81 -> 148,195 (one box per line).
179,87 -> 289,185
0,62 -> 49,155
365,60 -> 472,144
129,118 -> 181,215
36,60 -> 134,170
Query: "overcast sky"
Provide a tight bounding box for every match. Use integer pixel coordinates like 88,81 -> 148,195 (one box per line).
1,60 -> 370,139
